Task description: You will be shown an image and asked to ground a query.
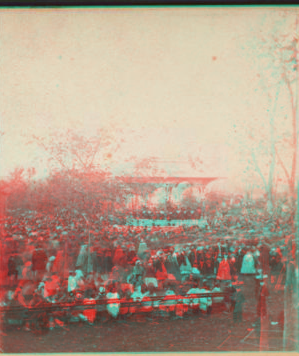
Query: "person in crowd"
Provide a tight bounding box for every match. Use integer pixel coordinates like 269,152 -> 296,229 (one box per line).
198,247 -> 206,273
191,265 -> 201,281
82,289 -> 97,325
68,271 -> 78,294
46,256 -> 56,275
132,260 -> 145,280
113,244 -> 126,267
75,269 -> 85,290
179,253 -> 192,282
236,245 -> 246,273
255,278 -> 270,343
155,257 -> 169,286
119,289 -> 133,320
231,282 -> 245,324
216,255 -> 232,285
104,246 -> 113,275
8,254 -> 19,287
139,284 -> 154,318
203,248 -> 214,276
146,283 -> 160,317
86,272 -> 97,295
32,241 -> 48,282
185,281 -> 201,314
255,269 -> 268,300
144,261 -> 158,288
252,246 -> 261,270
165,250 -> 181,281
126,245 -> 137,267
223,281 -> 236,314
68,291 -> 90,325
44,273 -> 60,303
52,248 -> 66,280
106,283 -> 120,319
198,282 -> 212,315
22,261 -> 33,282
241,248 -> 256,275
270,247 -> 283,277
228,253 -> 237,279
160,285 -> 176,318
175,285 -> 188,319
211,281 -> 224,306
137,239 -> 148,260
258,239 -> 271,275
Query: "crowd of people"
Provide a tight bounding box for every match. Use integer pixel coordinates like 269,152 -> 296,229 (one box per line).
128,207 -> 202,220
0,203 -> 296,332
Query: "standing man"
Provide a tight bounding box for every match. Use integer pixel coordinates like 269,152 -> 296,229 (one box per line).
32,240 -> 47,283
255,278 -> 269,351
231,280 -> 245,323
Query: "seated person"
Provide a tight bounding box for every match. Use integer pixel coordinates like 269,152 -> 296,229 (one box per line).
180,255 -> 192,282
68,271 -> 78,294
44,273 -> 60,303
160,286 -> 176,316
106,284 -> 120,319
144,261 -> 158,288
186,283 -> 201,314
119,290 -> 133,319
146,283 -> 160,314
83,288 -> 97,325
129,284 -> 145,315
69,291 -> 90,325
139,285 -> 153,315
191,266 -> 201,281
211,282 -> 224,305
198,283 -> 212,315
75,269 -> 85,290
175,285 -> 188,318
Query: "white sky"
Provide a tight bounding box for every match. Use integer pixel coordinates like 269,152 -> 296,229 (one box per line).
0,8 -> 297,191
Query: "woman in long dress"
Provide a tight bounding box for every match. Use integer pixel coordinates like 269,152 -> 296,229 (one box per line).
217,255 -> 232,281
241,249 -> 256,274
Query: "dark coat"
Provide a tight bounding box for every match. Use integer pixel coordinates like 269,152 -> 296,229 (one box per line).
259,244 -> 270,274
32,248 -> 47,272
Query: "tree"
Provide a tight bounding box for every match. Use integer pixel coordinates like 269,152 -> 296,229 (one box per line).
236,11 -> 298,211
258,13 -> 299,205
26,128 -> 118,173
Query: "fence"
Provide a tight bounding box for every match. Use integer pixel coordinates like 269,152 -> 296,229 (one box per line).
1,292 -> 227,318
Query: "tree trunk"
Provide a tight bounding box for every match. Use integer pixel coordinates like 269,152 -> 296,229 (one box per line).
286,78 -> 297,204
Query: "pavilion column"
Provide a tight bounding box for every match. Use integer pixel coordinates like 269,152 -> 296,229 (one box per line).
165,183 -> 174,205
196,184 -> 206,219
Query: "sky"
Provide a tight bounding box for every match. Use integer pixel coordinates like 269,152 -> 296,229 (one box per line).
0,8 -> 297,193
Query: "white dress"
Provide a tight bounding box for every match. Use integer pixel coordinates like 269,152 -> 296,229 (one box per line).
241,252 -> 256,274
198,288 -> 212,312
106,292 -> 120,318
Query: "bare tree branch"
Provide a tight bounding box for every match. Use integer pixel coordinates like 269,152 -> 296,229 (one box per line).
275,146 -> 291,185
251,151 -> 269,195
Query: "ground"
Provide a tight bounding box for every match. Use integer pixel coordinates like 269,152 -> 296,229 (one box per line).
2,277 -> 294,353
